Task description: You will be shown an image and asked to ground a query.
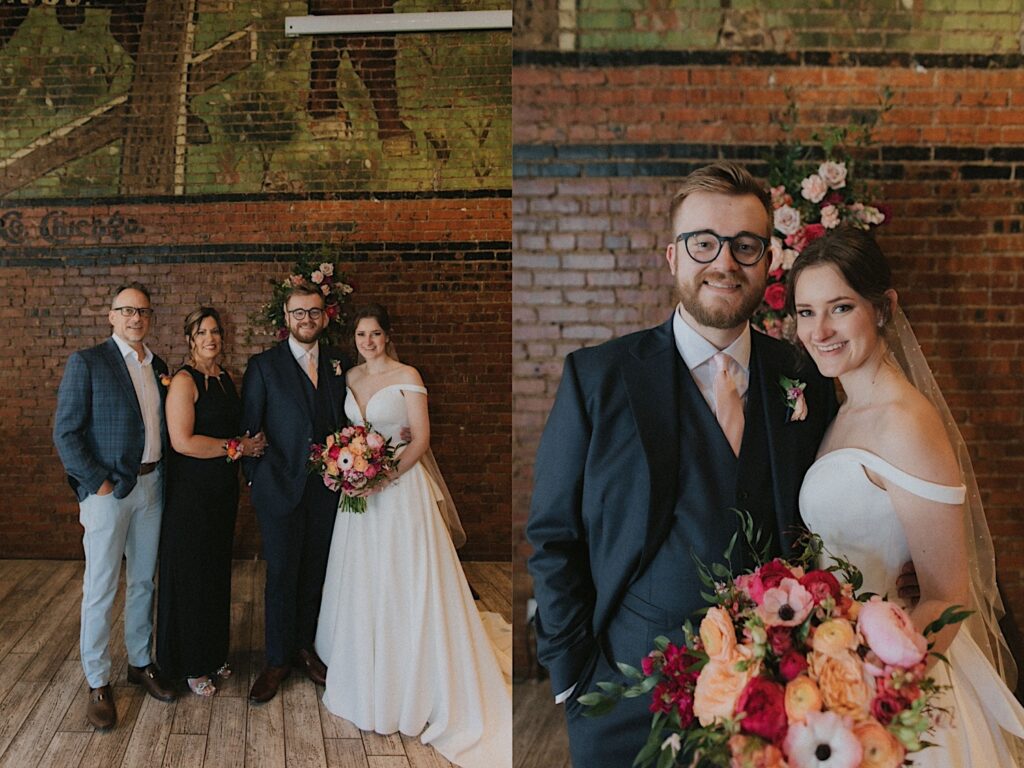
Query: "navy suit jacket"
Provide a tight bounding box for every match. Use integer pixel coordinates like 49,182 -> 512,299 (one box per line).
526,316 -> 838,694
53,337 -> 169,501
240,341 -> 348,516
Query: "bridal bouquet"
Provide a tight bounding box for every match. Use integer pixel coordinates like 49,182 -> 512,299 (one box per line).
309,424 -> 402,513
582,514 -> 968,768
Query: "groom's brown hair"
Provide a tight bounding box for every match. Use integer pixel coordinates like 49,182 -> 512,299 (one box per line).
668,161 -> 772,235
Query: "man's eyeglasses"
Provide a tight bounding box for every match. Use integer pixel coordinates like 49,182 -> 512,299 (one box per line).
676,229 -> 770,266
111,306 -> 154,318
286,308 -> 324,321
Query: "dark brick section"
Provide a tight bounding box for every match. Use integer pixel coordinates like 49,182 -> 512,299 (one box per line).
514,142 -> 1024,181
513,50 -> 1024,70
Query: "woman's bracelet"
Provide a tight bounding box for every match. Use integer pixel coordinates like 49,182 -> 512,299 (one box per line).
224,437 -> 244,463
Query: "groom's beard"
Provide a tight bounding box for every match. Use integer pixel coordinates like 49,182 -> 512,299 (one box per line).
290,323 -> 324,344
675,269 -> 766,330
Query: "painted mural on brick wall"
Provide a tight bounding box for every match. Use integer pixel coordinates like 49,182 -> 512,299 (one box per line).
0,0 -> 511,198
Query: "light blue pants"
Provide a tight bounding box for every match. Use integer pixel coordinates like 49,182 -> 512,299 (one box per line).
79,468 -> 163,689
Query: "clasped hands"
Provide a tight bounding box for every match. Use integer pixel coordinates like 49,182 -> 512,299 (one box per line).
238,431 -> 268,458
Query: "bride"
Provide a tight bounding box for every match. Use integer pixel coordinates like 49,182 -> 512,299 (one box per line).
788,226 -> 1024,765
314,303 -> 511,768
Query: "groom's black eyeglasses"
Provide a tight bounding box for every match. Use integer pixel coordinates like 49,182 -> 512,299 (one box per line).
286,308 -> 324,321
676,229 -> 770,266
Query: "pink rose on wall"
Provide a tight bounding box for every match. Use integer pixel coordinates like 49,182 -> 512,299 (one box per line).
773,204 -> 801,235
820,203 -> 840,229
818,161 -> 848,189
800,173 -> 828,203
764,283 -> 786,311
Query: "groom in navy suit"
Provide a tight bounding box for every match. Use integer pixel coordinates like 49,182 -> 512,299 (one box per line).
241,281 -> 348,703
527,162 -> 838,766
54,281 -> 177,730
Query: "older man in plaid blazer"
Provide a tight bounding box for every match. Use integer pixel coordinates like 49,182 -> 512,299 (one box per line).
54,282 -> 176,730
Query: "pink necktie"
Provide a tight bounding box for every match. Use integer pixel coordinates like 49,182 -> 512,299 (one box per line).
306,352 -> 318,388
713,352 -> 744,457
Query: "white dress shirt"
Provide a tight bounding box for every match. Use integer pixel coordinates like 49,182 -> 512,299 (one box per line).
111,333 -> 162,463
288,336 -> 319,382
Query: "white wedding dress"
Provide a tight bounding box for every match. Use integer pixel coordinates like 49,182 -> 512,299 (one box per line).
800,447 -> 1024,767
315,384 -> 512,768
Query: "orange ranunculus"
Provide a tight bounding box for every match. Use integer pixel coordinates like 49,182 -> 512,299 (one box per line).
700,607 -> 737,662
784,675 -> 822,723
353,455 -> 369,473
812,619 -> 858,658
693,658 -> 754,727
853,719 -> 906,768
728,734 -> 790,768
810,650 -> 873,720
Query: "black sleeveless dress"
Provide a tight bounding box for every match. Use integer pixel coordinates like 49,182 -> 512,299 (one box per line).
156,365 -> 240,680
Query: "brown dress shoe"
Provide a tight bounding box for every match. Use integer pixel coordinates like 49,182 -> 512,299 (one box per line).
295,648 -> 328,686
87,685 -> 117,730
249,664 -> 291,703
127,664 -> 176,702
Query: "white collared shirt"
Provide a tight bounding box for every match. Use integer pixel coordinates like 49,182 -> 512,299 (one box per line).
111,333 -> 162,463
672,305 -> 751,410
288,335 -> 319,380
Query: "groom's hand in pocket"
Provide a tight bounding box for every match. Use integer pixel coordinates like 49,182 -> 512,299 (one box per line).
897,561 -> 921,605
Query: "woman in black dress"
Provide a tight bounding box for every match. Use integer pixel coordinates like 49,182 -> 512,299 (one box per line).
157,307 -> 265,696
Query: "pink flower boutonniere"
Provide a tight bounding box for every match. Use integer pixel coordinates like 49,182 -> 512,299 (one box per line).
331,359 -> 343,377
159,373 -> 171,388
780,376 -> 808,422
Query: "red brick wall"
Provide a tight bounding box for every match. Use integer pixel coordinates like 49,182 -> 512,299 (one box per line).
0,3 -> 511,562
0,194 -> 511,561
512,58 -> 1024,682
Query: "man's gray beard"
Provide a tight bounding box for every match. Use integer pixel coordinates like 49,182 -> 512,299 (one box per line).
676,282 -> 764,330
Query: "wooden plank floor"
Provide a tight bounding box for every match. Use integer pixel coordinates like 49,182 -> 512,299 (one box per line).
512,679 -> 569,768
0,559 -> 511,768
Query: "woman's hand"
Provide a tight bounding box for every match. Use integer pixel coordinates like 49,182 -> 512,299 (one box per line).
240,431 -> 267,458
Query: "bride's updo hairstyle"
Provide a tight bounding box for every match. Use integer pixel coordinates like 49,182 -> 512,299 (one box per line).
352,303 -> 392,334
783,226 -> 894,331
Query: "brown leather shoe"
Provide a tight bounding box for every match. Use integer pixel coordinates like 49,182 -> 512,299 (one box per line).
249,664 -> 291,703
87,685 -> 117,730
127,664 -> 176,702
295,648 -> 328,686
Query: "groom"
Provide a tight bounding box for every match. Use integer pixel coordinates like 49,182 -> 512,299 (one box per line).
526,161 -> 839,766
241,281 -> 348,703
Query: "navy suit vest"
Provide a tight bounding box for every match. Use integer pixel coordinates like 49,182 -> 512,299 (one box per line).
624,352 -> 779,637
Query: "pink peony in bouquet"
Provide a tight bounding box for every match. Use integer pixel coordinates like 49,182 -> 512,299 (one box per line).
582,513 -> 969,768
309,424 -> 402,513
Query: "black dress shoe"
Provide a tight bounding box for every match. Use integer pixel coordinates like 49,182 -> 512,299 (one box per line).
87,685 -> 117,730
127,664 -> 176,702
295,648 -> 328,685
249,665 -> 291,703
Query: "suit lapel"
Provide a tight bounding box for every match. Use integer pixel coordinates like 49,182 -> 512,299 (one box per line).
751,332 -> 801,552
103,338 -> 143,420
319,345 -> 343,427
622,317 -> 682,574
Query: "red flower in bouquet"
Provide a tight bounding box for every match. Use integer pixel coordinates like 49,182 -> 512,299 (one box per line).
581,512 -> 970,768
309,423 -> 402,513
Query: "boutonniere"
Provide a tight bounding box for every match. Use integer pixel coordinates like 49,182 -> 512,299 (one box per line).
331,359 -> 343,377
159,373 -> 172,388
780,375 -> 808,422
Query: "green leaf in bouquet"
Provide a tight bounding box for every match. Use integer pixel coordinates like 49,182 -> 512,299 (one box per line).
929,650 -> 950,665
710,562 -> 732,580
922,604 -> 973,638
596,681 -> 625,695
653,635 -> 670,651
655,747 -> 676,768
617,661 -> 644,680
577,691 -> 608,706
634,733 -> 663,768
580,695 -> 620,718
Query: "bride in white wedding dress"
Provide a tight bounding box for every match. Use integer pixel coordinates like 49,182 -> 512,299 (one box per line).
788,227 -> 1024,766
314,304 -> 512,768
